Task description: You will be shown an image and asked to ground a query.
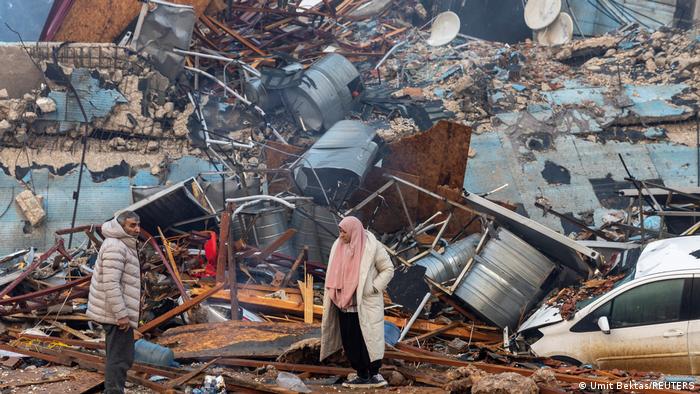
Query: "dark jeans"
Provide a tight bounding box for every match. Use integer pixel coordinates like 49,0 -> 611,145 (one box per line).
338,311 -> 381,379
104,324 -> 135,394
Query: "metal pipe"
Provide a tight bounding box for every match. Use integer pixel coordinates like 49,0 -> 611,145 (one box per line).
174,48 -> 260,76
397,292 -> 431,342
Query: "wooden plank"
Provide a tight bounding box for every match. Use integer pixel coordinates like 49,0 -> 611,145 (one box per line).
166,357 -> 220,388
206,15 -> 268,56
138,282 -> 225,334
216,204 -> 232,283
211,357 -> 353,376
51,321 -> 94,341
400,321 -> 461,345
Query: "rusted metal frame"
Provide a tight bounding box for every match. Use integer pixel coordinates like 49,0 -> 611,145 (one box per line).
141,229 -> 189,300
430,211 -> 452,250
386,347 -> 679,394
0,376 -> 73,389
0,275 -> 91,305
0,239 -> 71,299
207,16 -> 267,56
137,282 -> 226,334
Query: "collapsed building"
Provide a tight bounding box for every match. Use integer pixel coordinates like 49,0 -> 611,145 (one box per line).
0,0 -> 699,392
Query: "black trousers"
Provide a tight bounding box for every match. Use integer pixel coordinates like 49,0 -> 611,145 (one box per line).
104,324 -> 135,394
338,311 -> 381,379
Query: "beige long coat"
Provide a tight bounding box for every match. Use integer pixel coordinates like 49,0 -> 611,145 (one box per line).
86,218 -> 141,328
320,230 -> 394,362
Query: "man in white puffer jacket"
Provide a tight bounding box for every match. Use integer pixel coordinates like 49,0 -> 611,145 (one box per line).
87,211 -> 141,394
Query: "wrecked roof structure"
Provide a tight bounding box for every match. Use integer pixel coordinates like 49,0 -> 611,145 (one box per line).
0,0 -> 700,392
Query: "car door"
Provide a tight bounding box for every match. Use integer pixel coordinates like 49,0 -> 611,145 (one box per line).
689,276 -> 700,375
572,276 -> 692,374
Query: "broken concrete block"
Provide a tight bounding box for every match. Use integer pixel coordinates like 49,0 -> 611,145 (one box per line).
0,120 -> 12,133
23,112 -> 37,123
0,89 -> 8,99
15,190 -> 46,227
147,140 -> 159,151
472,372 -> 538,394
36,97 -> 57,113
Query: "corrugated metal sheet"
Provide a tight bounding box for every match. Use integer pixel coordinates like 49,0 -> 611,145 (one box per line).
564,0 -> 677,36
453,228 -> 557,329
416,233 -> 481,284
40,68 -> 127,127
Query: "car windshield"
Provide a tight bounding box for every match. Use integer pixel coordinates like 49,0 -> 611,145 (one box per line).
575,271 -> 635,309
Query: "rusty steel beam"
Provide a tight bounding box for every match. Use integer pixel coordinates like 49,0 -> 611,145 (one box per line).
217,204 -> 233,283
137,282 -> 225,334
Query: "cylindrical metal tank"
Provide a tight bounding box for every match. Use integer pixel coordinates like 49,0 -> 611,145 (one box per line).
283,68 -> 345,132
310,54 -> 359,113
415,233 -> 482,284
245,205 -> 294,257
290,201 -> 339,263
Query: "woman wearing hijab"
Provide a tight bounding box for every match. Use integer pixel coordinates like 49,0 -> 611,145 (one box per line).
320,216 -> 395,389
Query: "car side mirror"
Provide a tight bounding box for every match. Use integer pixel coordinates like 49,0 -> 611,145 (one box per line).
597,316 -> 611,334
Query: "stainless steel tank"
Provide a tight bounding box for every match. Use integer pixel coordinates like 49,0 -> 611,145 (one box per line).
415,233 -> 482,284
282,54 -> 359,132
243,205 -> 294,257
311,54 -> 359,113
290,201 -> 339,263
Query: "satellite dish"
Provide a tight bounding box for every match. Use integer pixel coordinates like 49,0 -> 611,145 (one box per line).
426,11 -> 460,47
524,0 -> 561,30
536,12 -> 573,46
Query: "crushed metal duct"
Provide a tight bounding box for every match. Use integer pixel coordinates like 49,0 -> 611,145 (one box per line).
452,228 -> 558,330
282,54 -> 360,132
415,233 -> 481,284
295,120 -> 379,205
133,0 -> 196,81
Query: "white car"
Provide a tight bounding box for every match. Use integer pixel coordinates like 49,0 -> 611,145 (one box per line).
517,236 -> 700,375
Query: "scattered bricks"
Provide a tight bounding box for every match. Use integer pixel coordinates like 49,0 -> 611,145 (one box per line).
15,190 -> 46,227
36,97 -> 57,113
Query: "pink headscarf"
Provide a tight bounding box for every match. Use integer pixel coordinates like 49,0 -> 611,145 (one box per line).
326,216 -> 366,310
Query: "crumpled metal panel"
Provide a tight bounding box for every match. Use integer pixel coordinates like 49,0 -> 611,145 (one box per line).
296,120 -> 378,204
453,227 -> 557,329
117,177 -> 214,235
134,0 -> 195,81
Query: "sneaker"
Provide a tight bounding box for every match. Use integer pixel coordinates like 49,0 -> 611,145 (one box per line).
342,376 -> 371,388
368,374 -> 388,388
